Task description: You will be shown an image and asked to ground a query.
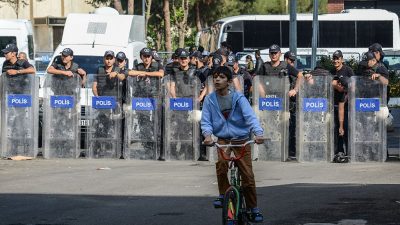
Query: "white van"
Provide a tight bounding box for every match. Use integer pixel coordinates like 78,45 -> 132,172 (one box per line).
0,19 -> 35,68
46,7 -> 147,105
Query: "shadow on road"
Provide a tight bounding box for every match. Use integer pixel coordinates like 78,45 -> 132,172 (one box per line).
1,183 -> 399,225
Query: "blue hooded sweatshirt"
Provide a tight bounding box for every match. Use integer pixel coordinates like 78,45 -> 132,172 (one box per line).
201,91 -> 263,140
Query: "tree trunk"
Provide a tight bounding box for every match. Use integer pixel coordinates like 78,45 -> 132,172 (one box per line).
163,0 -> 172,52
178,0 -> 189,48
145,0 -> 152,35
128,0 -> 134,15
156,29 -> 162,51
195,1 -> 202,32
113,0 -> 124,14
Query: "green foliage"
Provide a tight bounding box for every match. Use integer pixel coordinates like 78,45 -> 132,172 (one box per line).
389,70 -> 400,97
86,0 -> 328,50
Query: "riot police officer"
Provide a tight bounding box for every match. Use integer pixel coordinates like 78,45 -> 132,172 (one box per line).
2,43 -> 35,75
261,44 -> 303,159
91,50 -> 126,158
252,49 -> 264,75
227,54 -> 252,101
360,51 -> 389,85
47,48 -> 87,94
126,47 -> 164,160
331,50 -> 354,161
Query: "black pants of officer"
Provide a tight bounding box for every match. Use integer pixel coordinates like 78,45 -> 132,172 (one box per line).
334,104 -> 348,155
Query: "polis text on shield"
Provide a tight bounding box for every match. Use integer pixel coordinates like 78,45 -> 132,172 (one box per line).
96,100 -> 112,106
12,98 -> 28,104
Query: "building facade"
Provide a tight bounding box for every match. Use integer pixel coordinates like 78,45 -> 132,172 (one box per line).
0,0 -> 101,52
328,0 -> 400,17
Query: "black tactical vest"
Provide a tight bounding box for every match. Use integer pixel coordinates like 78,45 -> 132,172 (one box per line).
51,62 -> 80,96
132,62 -> 161,97
171,67 -> 197,97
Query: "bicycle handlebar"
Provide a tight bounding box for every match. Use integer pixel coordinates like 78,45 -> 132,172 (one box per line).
206,140 -> 256,162
213,140 -> 255,148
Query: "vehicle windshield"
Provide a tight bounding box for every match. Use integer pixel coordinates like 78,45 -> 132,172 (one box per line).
383,55 -> 400,70
296,55 -> 326,70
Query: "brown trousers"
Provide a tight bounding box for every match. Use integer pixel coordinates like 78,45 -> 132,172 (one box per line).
215,139 -> 257,208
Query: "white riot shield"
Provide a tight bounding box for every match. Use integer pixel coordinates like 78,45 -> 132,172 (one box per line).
1,73 -> 38,158
88,74 -> 123,159
125,76 -> 161,160
349,76 -> 387,162
163,74 -> 201,160
297,75 -> 333,162
205,74 -> 245,162
252,75 -> 290,161
42,74 -> 81,158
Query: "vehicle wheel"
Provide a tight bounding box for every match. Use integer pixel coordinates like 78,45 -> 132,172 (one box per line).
222,187 -> 239,225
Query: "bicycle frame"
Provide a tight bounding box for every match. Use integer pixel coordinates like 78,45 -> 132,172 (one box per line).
214,140 -> 254,225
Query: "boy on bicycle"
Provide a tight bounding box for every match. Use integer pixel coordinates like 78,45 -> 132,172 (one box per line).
201,66 -> 264,223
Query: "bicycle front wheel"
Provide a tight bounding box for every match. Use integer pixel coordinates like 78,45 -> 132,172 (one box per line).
222,186 -> 240,225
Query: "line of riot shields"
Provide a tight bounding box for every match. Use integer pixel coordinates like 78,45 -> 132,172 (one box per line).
0,72 -> 387,162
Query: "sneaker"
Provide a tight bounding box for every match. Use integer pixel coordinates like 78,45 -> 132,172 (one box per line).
248,207 -> 263,223
213,194 -> 224,208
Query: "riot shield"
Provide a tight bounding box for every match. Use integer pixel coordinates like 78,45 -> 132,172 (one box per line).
297,75 -> 333,162
163,74 -> 200,160
42,74 -> 81,158
125,76 -> 161,160
348,76 -> 387,162
1,73 -> 38,158
88,74 -> 123,159
252,75 -> 290,161
205,74 -> 245,162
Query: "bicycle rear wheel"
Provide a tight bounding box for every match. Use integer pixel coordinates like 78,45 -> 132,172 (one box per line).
222,186 -> 240,225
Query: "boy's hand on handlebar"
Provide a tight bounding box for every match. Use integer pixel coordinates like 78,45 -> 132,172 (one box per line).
255,136 -> 264,144
203,136 -> 214,145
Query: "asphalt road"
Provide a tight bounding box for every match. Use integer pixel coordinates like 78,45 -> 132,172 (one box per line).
0,159 -> 400,225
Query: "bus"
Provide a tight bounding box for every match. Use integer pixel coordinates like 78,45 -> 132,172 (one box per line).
196,9 -> 400,62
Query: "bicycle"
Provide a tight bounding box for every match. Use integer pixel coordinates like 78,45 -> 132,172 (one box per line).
212,140 -> 256,225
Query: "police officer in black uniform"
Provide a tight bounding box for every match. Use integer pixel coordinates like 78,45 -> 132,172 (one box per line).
164,48 -> 183,77
360,51 -> 389,85
2,44 -> 36,156
190,51 -> 210,161
47,48 -> 87,95
260,44 -> 303,159
330,50 -> 354,161
127,47 -> 164,159
166,49 -> 198,160
91,50 -> 126,158
2,43 -> 35,80
227,54 -> 252,101
252,49 -> 264,75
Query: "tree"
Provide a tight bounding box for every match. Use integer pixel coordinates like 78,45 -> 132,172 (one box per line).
145,0 -> 152,33
163,0 -> 172,52
172,0 -> 190,48
0,0 -> 29,18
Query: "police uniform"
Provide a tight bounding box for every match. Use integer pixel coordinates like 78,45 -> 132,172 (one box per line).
2,58 -> 34,94
130,58 -> 163,158
95,65 -> 125,99
261,46 -> 300,157
92,51 -> 125,158
166,49 -> 199,160
330,51 -> 354,156
50,60 -> 81,96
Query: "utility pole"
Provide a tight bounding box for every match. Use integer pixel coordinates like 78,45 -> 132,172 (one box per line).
311,0 -> 318,70
289,0 -> 297,67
